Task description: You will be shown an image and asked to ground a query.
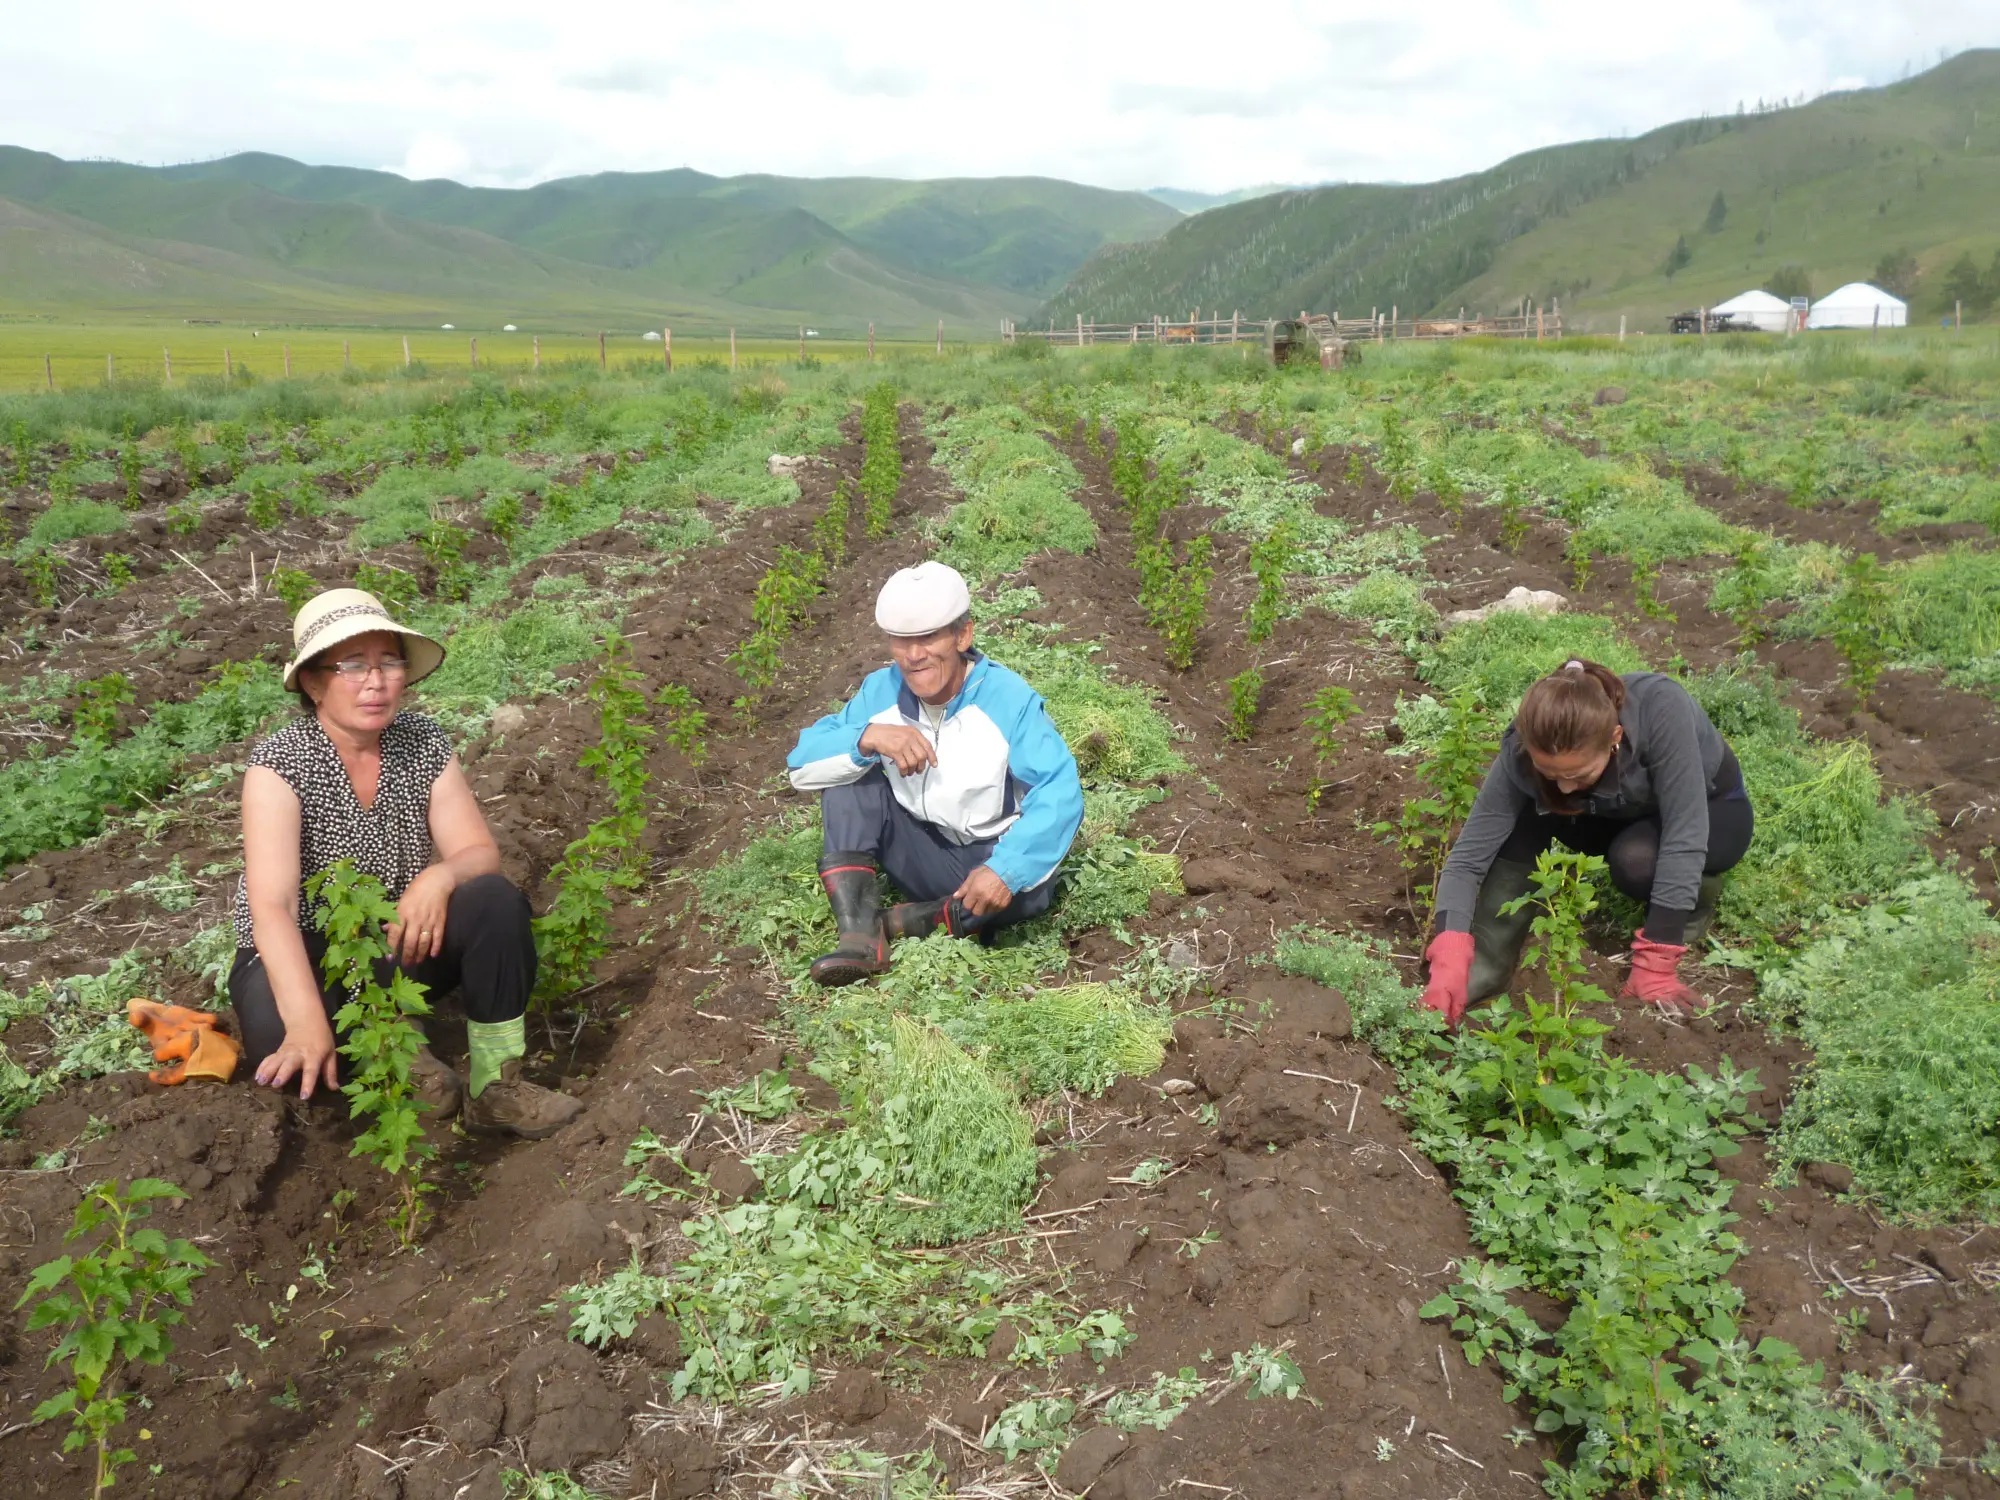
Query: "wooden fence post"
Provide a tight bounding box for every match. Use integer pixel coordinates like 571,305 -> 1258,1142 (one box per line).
1537,306 -> 1546,341
470,337 -> 477,369
1077,313 -> 1084,347
1129,322 -> 1136,345
1618,314 -> 1627,343
107,353 -> 114,383
663,327 -> 671,372
936,319 -> 943,354
163,348 -> 172,383
225,347 -> 232,379
283,344 -> 292,377
532,336 -> 540,371
1872,304 -> 1880,338
868,322 -> 875,360
1698,306 -> 1707,338
1956,299 -> 1963,331
1232,309 -> 1239,342
598,331 -> 607,369
44,353 -> 52,390
402,335 -> 410,368
730,327 -> 738,370
1390,305 -> 1397,338
343,340 -> 351,370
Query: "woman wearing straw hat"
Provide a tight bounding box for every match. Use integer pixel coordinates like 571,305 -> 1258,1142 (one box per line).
228,588 -> 583,1139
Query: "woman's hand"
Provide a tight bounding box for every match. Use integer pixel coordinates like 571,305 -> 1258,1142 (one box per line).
387,864 -> 458,966
256,1018 -> 340,1100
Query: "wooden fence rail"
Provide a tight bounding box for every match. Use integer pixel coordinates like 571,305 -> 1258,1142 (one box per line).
1005,303 -> 1565,346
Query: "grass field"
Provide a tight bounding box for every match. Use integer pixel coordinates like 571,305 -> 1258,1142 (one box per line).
0,322 -> 978,393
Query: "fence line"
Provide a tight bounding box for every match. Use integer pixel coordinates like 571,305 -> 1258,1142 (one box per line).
1004,303 -> 1567,346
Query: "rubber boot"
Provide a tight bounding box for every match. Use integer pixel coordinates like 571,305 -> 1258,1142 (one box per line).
1467,859 -> 1538,1004
809,853 -> 889,987
1681,875 -> 1725,951
882,895 -> 993,944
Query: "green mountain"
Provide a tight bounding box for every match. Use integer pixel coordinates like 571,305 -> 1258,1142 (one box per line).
0,150 -> 1179,334
1049,51 -> 2000,332
1145,185 -> 1311,214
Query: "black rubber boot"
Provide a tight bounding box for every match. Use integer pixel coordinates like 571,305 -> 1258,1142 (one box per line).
883,896 -> 993,944
1682,875 -> 1725,951
1468,859 -> 1538,1004
808,853 -> 889,987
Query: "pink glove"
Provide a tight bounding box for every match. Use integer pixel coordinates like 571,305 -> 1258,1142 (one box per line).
1622,932 -> 1700,1015
1418,931 -> 1476,1027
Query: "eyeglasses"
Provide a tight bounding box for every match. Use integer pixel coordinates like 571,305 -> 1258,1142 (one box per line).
326,657 -> 409,680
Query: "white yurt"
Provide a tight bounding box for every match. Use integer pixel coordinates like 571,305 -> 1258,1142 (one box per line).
1807,282 -> 1907,330
1712,288 -> 1794,332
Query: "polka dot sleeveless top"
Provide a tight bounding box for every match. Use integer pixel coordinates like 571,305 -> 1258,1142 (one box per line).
231,711 -> 453,948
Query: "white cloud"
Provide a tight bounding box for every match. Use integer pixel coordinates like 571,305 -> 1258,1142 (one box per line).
0,1 -> 1992,191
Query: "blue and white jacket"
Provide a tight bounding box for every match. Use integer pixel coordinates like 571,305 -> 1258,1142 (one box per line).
787,652 -> 1084,894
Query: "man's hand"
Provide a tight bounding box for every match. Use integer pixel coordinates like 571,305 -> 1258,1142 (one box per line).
386,865 -> 457,967
953,865 -> 1013,917
859,723 -> 937,777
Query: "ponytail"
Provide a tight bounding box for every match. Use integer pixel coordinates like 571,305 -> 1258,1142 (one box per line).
1516,659 -> 1626,757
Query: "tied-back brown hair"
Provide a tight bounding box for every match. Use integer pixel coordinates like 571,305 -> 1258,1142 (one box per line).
1516,659 -> 1627,757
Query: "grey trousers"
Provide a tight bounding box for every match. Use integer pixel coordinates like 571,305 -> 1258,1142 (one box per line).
821,769 -> 1057,928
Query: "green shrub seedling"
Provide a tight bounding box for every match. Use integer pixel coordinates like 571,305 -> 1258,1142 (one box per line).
860,383 -> 900,538
1498,478 -> 1530,553
100,553 -> 134,594
10,420 -> 30,487
1831,553 -> 1890,701
72,674 -> 134,748
15,1178 -> 211,1499
1159,536 -> 1213,671
118,439 -> 144,512
307,861 -> 435,1248
1245,523 -> 1295,647
1224,667 -> 1263,741
1375,688 -> 1497,915
245,478 -> 282,530
656,683 -> 710,770
814,477 -> 852,567
164,495 -> 202,537
270,567 -> 319,615
1629,555 -> 1673,621
482,492 -> 524,547
1303,684 -> 1360,814
354,561 -> 419,617
214,422 -> 248,479
25,551 -> 59,609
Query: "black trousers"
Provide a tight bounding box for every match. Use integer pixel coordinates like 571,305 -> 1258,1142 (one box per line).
1495,749 -> 1755,943
821,768 -> 1057,929
229,873 -> 537,1070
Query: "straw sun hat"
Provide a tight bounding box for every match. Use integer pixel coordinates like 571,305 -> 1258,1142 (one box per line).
281,588 -> 446,692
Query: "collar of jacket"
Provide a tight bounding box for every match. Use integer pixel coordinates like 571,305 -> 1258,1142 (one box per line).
896,649 -> 988,722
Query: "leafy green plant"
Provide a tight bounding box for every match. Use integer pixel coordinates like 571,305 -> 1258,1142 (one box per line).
118,440 -> 144,512
814,476 -> 852,567
72,673 -> 134,747
419,520 -> 476,600
15,1179 -> 210,1499
1498,478 -> 1530,552
270,566 -> 318,615
1109,412 -> 1149,503
1223,667 -> 1263,741
1157,535 -> 1212,671
307,861 -> 435,1248
1379,409 -> 1416,497
860,382 -> 900,538
100,553 -> 134,594
353,561 -> 418,617
1830,552 -> 1890,701
730,544 -> 827,688
1374,688 -> 1497,915
1629,555 -> 1673,621
163,495 -> 201,537
10,420 -> 30,487
482,491 -> 523,546
213,422 -> 248,478
1244,522 -> 1294,646
245,478 -> 282,530
656,682 -> 710,769
1303,684 -> 1360,814
1715,537 -> 1776,644
24,550 -> 59,608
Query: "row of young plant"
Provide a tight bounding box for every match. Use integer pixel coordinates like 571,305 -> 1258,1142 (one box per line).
1308,572 -> 1988,1492
559,396 -> 1307,1486
0,376 -> 857,1129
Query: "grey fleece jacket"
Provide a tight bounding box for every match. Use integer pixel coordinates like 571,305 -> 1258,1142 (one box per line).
1434,672 -> 1728,933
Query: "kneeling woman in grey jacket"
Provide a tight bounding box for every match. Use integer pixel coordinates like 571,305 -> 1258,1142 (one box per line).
1418,659 -> 1754,1024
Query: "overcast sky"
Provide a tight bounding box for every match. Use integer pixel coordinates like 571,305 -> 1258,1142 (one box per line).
4,2 -> 1995,194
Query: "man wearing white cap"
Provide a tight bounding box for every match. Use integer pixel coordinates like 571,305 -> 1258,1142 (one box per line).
787,562 -> 1084,986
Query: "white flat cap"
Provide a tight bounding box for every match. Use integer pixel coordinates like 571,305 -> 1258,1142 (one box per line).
875,561 -> 972,636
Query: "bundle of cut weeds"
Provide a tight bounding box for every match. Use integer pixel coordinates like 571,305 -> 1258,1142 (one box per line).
971,982 -> 1171,1096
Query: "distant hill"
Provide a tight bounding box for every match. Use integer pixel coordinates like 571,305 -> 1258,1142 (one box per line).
1145,185 -> 1309,214
0,151 -> 1180,334
1050,51 -> 2000,332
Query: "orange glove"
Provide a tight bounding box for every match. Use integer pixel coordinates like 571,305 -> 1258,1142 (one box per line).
1621,933 -> 1700,1016
1418,931 -> 1476,1027
127,1000 -> 241,1085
